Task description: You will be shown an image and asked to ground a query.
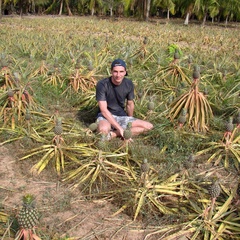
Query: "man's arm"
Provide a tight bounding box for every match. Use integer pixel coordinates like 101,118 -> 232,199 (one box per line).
98,101 -> 124,137
126,100 -> 134,117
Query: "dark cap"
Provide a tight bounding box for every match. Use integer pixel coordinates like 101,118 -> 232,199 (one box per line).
111,59 -> 127,70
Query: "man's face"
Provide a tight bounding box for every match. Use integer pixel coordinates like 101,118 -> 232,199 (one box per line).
111,66 -> 126,85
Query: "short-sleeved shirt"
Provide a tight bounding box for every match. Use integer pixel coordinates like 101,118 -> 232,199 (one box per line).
96,77 -> 134,116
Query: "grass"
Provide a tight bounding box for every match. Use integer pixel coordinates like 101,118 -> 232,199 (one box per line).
0,15 -> 240,239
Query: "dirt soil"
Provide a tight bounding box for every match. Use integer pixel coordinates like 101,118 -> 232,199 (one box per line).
1,141 -> 239,240
0,145 -> 149,240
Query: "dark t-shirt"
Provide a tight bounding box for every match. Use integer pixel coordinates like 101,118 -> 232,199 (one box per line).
96,77 -> 134,116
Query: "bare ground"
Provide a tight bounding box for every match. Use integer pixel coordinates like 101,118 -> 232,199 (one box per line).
0,145 -> 150,240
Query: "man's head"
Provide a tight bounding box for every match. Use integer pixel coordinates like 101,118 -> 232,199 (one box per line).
111,59 -> 127,70
111,59 -> 127,85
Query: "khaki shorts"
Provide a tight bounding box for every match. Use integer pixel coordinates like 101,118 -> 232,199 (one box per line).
97,114 -> 137,130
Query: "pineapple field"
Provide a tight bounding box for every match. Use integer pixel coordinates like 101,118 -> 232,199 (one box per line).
0,15 -> 240,239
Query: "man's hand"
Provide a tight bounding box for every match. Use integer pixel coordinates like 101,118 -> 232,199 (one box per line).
117,127 -> 125,139
125,138 -> 134,143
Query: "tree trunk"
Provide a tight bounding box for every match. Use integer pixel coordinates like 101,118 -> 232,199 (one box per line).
110,7 -> 113,17
19,0 -> 23,17
65,0 -> 72,16
91,7 -> 94,16
59,0 -> 63,15
167,8 -> 170,20
202,12 -> 207,26
145,0 -> 151,21
31,0 -> 36,14
184,12 -> 190,25
225,15 -> 228,26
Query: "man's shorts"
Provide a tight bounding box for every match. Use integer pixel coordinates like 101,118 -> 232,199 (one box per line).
97,114 -> 137,130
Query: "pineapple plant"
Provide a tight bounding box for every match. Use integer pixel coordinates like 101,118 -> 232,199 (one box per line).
169,64 -> 213,132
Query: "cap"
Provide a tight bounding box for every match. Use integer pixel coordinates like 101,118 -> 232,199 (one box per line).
111,59 -> 127,70
111,59 -> 128,76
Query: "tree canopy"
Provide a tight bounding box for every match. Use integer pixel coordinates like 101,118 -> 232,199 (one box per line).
0,0 -> 239,23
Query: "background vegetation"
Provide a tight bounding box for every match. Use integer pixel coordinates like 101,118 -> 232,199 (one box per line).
0,0 -> 240,25
0,15 -> 240,239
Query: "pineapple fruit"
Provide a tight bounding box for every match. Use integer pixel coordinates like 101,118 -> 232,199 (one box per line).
237,182 -> 240,196
89,121 -> 98,132
225,116 -> 234,132
97,134 -> 108,150
143,36 -> 148,45
141,158 -> 150,173
236,110 -> 240,127
193,65 -> 200,80
54,117 -> 63,136
208,179 -> 221,199
25,109 -> 31,121
123,122 -> 132,140
17,194 -> 39,230
224,116 -> 234,139
183,154 -> 195,169
203,178 -> 221,217
147,97 -> 155,111
7,88 -> 14,98
174,49 -> 180,60
178,108 -> 187,127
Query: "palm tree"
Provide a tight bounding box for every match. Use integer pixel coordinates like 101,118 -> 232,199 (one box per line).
132,0 -> 151,21
59,0 -> 73,15
193,0 -> 219,26
102,0 -> 124,17
44,0 -> 72,15
32,0 -> 51,14
153,0 -> 176,20
208,1 -> 220,22
89,0 -> 103,15
177,0 -> 194,25
219,0 -> 240,25
0,0 -> 2,19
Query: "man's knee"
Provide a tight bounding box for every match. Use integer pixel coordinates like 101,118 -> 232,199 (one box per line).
98,120 -> 111,133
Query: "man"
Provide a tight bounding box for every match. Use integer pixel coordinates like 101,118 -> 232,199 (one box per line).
96,59 -> 153,140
